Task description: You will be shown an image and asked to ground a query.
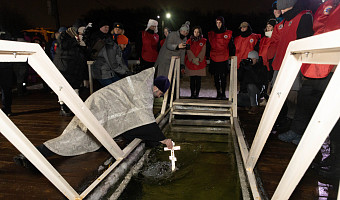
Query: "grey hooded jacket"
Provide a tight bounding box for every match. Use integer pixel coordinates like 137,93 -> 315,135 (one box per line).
154,31 -> 187,77
92,37 -> 129,80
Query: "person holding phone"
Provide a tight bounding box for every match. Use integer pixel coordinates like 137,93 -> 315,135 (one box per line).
154,21 -> 190,77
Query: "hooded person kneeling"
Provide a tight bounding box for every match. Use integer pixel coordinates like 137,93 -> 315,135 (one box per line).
14,68 -> 173,170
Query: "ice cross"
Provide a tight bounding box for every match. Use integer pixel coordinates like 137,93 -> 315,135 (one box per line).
164,141 -> 181,172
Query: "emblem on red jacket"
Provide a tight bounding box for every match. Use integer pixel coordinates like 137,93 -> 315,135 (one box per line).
250,38 -> 254,43
279,24 -> 283,29
224,35 -> 228,39
199,42 -> 203,46
289,21 -> 293,26
324,6 -> 333,15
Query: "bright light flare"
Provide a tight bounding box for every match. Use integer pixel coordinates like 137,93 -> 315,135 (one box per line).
166,13 -> 171,19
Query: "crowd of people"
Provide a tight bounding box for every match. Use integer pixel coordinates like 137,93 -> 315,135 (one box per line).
0,0 -> 339,178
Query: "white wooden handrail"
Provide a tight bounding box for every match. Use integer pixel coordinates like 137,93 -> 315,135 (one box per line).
244,29 -> 340,199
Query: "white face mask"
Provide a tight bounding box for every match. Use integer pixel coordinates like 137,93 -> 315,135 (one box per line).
265,31 -> 273,38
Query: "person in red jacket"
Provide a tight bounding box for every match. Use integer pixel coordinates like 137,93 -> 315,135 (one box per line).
234,22 -> 261,69
184,26 -> 207,98
259,19 -> 276,72
258,19 -> 277,104
160,27 -> 170,47
281,0 -> 340,178
137,19 -> 160,72
267,1 -> 285,73
274,0 -> 314,143
208,16 -> 234,99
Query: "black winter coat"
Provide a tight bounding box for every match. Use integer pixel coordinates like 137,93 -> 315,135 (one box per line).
53,32 -> 87,89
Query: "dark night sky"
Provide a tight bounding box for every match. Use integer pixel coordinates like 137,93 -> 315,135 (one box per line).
2,0 -> 274,29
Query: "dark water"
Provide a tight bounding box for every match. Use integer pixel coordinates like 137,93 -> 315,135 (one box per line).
118,124 -> 242,200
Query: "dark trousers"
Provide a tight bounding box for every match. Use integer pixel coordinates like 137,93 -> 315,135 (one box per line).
139,58 -> 155,73
211,60 -> 228,94
237,84 -> 260,107
291,74 -> 332,135
190,76 -> 201,96
0,67 -> 13,114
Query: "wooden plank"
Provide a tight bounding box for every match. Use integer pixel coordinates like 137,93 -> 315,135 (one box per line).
171,119 -> 230,127
161,56 -> 177,114
173,98 -> 232,107
231,56 -> 238,118
172,109 -> 231,117
167,131 -> 231,143
170,125 -> 230,134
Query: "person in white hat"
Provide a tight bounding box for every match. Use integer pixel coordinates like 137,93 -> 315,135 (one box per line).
137,19 -> 160,72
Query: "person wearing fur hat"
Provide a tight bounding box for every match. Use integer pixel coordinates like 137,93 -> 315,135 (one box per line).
234,22 -> 261,69
154,21 -> 190,77
137,19 -> 160,72
208,16 -> 234,99
184,26 -> 207,99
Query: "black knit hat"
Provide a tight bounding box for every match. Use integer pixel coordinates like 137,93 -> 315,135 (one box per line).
154,76 -> 170,93
98,19 -> 110,28
267,19 -> 277,27
113,22 -> 124,30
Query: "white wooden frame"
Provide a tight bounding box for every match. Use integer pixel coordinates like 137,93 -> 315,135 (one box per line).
230,56 -> 238,120
0,40 -> 169,199
234,29 -> 340,199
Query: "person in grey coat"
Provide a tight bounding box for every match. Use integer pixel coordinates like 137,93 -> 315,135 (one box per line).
154,21 -> 190,77
90,21 -> 131,87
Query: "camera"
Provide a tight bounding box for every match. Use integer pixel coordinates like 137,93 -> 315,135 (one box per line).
240,58 -> 253,67
185,43 -> 190,50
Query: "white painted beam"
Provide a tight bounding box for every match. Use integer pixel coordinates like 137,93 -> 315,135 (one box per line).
272,63 -> 340,199
246,50 -> 301,170
0,111 -> 80,200
27,49 -> 124,160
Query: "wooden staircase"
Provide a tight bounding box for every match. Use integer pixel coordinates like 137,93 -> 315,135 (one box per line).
170,98 -> 233,123
164,56 -> 237,125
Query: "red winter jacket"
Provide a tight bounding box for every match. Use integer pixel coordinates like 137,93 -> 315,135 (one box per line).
301,1 -> 339,78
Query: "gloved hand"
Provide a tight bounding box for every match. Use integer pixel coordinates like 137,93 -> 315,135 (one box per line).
180,64 -> 186,75
66,27 -> 78,39
192,57 -> 200,65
